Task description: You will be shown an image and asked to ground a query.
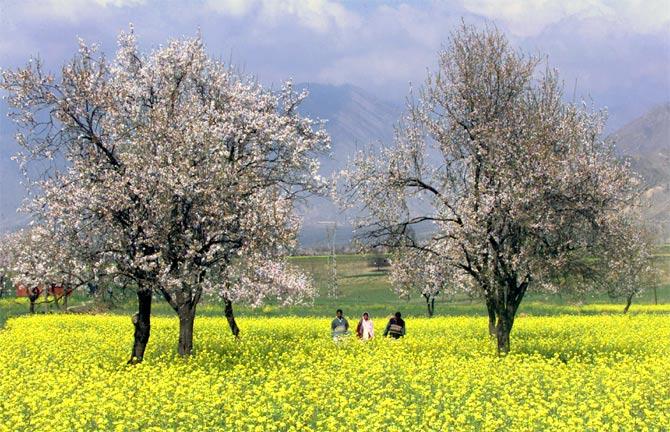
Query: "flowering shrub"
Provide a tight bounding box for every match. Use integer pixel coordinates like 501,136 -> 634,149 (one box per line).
0,313 -> 668,431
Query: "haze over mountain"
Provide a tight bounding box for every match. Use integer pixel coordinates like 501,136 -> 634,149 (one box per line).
1,83 -> 668,245
294,83 -> 401,248
610,103 -> 670,241
297,82 -> 401,173
0,99 -> 26,233
0,82 -> 402,245
295,85 -> 670,246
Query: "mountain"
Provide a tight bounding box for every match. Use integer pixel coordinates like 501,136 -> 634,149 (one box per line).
294,83 -> 402,248
0,99 -> 27,233
296,82 -> 401,173
5,83 -> 664,246
0,83 -> 403,248
610,103 -> 670,242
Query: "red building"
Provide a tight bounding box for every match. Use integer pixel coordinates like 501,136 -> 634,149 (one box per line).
15,284 -> 72,298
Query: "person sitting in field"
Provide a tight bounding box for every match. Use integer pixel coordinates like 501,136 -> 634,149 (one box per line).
383,311 -> 406,339
331,309 -> 349,340
356,312 -> 374,340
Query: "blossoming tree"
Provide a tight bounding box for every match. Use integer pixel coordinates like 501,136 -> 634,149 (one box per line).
341,24 -> 640,353
388,249 -> 456,317
597,218 -> 659,313
2,28 -> 328,359
0,238 -> 10,298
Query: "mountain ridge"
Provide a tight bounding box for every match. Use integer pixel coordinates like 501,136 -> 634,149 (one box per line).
1,84 -> 668,244
609,102 -> 670,241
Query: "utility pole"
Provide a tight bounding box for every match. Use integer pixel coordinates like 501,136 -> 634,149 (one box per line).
319,221 -> 338,298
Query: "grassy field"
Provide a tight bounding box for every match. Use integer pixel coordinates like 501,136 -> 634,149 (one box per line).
287,253 -> 670,316
2,252 -> 669,326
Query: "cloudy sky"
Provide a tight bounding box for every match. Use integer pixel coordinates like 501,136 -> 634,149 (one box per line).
1,0 -> 669,129
0,0 -> 668,231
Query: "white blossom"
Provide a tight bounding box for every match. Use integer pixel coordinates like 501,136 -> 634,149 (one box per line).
341,24 -> 644,352
2,27 -> 329,353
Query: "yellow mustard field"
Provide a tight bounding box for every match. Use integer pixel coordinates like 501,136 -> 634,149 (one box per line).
1,313 -> 669,431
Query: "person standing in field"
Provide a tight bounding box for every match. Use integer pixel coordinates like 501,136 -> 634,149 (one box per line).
383,312 -> 406,339
331,309 -> 349,340
356,312 -> 374,340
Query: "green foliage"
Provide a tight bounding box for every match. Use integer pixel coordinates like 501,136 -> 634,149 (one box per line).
1,253 -> 669,327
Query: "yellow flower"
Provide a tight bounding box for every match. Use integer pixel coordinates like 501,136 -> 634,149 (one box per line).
0,313 -> 668,431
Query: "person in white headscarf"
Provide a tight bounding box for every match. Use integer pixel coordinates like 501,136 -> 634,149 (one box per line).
356,312 -> 374,340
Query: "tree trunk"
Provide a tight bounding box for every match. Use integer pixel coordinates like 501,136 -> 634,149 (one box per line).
128,289 -> 152,364
177,304 -> 197,356
159,282 -> 203,356
653,285 -> 658,305
485,298 -> 496,337
424,295 -> 435,317
490,278 -> 529,355
64,276 -> 71,311
29,290 -> 39,314
495,313 -> 513,354
224,298 -> 240,337
623,293 -> 633,314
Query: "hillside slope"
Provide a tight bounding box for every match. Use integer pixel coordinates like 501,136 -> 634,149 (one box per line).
295,83 -> 401,247
610,103 -> 670,241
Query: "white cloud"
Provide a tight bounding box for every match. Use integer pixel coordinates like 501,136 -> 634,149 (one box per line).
94,0 -> 145,6
8,0 -> 146,22
317,48 -> 433,89
203,0 -> 252,17
614,0 -> 670,34
460,0 -> 670,36
373,4 -> 447,47
205,0 -> 361,33
0,0 -> 667,121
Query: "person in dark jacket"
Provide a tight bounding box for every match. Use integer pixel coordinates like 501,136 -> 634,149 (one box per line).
383,311 -> 406,339
331,309 -> 350,340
